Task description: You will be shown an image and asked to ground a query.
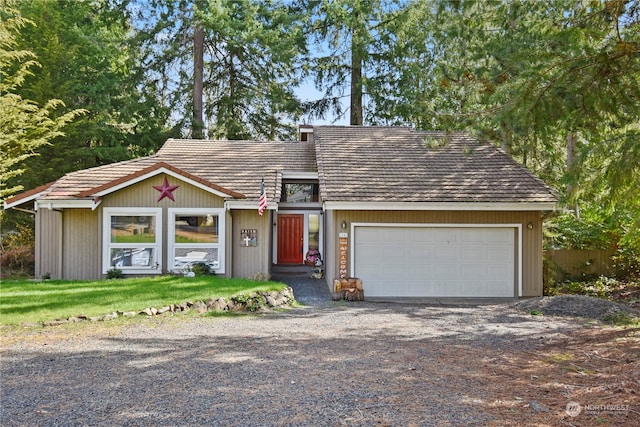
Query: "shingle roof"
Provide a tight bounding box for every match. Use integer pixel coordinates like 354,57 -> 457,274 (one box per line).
11,140 -> 316,204
314,126 -> 557,203
5,127 -> 557,208
156,140 -> 317,201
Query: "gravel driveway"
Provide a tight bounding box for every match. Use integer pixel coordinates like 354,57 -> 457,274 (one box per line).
1,276 -> 636,426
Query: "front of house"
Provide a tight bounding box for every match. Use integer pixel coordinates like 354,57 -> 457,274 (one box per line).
5,126 -> 557,299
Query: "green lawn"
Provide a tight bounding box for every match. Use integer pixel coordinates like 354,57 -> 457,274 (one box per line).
0,275 -> 287,325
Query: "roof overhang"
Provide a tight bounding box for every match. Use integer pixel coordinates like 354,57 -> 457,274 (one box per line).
225,200 -> 277,211
80,162 -> 245,200
3,183 -> 54,210
281,171 -> 318,180
36,198 -> 103,211
323,201 -> 557,211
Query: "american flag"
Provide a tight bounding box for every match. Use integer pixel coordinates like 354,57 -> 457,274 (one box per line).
258,179 -> 267,216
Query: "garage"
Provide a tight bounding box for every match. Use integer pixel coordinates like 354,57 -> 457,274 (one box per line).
353,225 -> 518,298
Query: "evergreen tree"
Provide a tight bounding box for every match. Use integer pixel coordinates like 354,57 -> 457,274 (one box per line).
0,2 -> 81,200
11,0 -> 175,190
303,0 -> 406,125
130,0 -> 306,140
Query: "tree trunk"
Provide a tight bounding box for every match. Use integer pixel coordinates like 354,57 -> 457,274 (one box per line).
350,23 -> 363,126
193,26 -> 204,139
566,131 -> 579,218
567,132 -> 576,172
500,123 -> 512,154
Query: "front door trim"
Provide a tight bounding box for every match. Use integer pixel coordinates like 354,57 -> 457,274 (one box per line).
273,211 -> 323,265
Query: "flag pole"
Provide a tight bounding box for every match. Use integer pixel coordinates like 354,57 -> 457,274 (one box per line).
258,177 -> 267,216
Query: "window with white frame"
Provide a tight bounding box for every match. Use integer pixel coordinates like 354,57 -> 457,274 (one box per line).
168,208 -> 225,273
103,208 -> 162,274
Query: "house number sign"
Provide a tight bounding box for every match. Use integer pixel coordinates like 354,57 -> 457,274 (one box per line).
338,232 -> 348,278
241,229 -> 257,247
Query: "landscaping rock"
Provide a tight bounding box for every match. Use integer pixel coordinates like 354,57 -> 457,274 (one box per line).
102,312 -> 118,321
211,298 -> 228,311
193,301 -> 208,313
36,289 -> 296,327
266,296 -> 278,307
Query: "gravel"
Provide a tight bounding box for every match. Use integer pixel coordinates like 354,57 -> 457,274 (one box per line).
514,294 -> 640,323
1,275 -> 634,426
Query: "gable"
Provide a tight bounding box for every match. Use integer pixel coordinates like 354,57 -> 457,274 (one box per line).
78,162 -> 243,200
100,173 -> 227,209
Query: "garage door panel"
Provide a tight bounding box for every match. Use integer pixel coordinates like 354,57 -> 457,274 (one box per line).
354,226 -> 515,298
486,228 -> 514,242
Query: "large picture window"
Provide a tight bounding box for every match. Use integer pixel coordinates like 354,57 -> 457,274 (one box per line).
103,208 -> 162,274
168,209 -> 225,274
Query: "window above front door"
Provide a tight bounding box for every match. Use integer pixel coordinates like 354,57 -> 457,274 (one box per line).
282,182 -> 319,203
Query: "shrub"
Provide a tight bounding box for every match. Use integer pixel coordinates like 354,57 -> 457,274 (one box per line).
231,293 -> 266,312
191,262 -> 213,276
106,268 -> 123,279
0,224 -> 35,277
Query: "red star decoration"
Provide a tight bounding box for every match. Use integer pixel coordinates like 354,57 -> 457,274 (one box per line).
153,177 -> 179,202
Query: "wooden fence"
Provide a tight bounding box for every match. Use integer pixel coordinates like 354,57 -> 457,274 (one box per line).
545,249 -> 620,282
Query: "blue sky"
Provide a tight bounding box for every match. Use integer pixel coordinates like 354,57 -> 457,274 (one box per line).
295,79 -> 349,126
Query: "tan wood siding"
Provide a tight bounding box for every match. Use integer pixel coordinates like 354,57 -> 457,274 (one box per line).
101,174 -> 227,276
35,209 -> 62,279
331,210 -> 543,297
322,210 -> 337,287
231,210 -> 271,279
101,174 -> 225,209
62,209 -> 101,280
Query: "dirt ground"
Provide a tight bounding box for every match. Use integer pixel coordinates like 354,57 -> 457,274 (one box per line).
468,325 -> 639,426
1,300 -> 638,426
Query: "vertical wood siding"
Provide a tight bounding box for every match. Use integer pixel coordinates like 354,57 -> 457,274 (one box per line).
329,210 -> 543,297
35,209 -> 62,279
62,209 -> 100,280
47,174 -> 228,280
231,210 -> 271,278
323,210 -> 337,287
101,175 -> 225,209
101,174 -> 226,276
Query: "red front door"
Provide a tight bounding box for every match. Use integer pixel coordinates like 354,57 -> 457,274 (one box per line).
277,214 -> 303,264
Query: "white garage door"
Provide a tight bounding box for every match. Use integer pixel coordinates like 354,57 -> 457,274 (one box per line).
354,226 -> 516,298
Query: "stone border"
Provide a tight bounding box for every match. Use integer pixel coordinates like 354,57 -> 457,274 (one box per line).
38,288 -> 295,327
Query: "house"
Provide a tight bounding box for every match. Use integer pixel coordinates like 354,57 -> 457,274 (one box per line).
5,126 -> 557,298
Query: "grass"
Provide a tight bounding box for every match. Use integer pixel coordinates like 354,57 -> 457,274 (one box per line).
0,275 -> 287,325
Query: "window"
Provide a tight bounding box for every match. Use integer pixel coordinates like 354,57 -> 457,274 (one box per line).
308,213 -> 320,250
282,183 -> 319,203
168,209 -> 225,273
103,208 -> 162,274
